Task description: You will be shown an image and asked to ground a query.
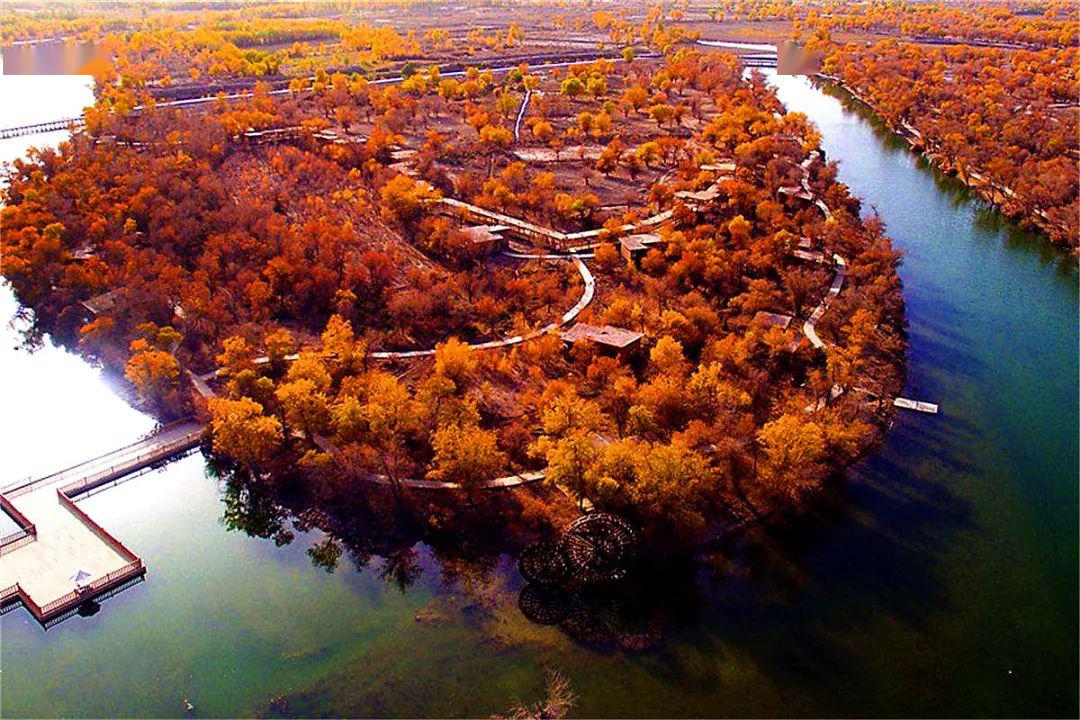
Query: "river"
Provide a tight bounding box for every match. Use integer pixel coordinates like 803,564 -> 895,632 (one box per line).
0,72 -> 1076,718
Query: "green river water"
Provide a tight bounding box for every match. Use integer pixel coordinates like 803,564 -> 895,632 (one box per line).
0,73 -> 1076,718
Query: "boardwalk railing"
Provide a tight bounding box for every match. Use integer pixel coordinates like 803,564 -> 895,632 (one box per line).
0,491 -> 149,622
33,560 -> 146,621
0,494 -> 37,555
0,530 -> 36,556
1,494 -> 146,623
0,421 -> 198,625
0,584 -> 19,606
0,494 -> 35,531
55,431 -> 202,499
56,491 -> 141,562
0,117 -> 84,139
41,573 -> 146,629
4,419 -> 202,498
0,488 -> 151,624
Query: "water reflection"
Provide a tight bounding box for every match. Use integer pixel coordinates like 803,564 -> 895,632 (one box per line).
0,286 -> 156,483
811,77 -> 1076,276
210,452 -> 534,592
205,430 -> 971,674
209,452 -> 714,654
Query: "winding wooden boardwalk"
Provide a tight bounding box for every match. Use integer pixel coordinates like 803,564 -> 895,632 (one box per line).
2,421 -> 203,500
250,253 -> 594,367
513,90 -> 533,142
368,254 -> 594,358
0,118 -> 84,139
369,470 -> 545,490
802,253 -> 848,349
436,196 -> 675,252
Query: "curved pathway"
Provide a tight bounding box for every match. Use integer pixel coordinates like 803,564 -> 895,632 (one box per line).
307,433 -> 545,490
247,254 -> 594,368
373,255 -> 593,358
780,151 -> 846,349
97,117 -> 851,495
512,90 -> 532,142
802,252 -> 847,349
367,469 -> 544,491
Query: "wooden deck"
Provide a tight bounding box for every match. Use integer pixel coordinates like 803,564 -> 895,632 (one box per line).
0,420 -> 202,625
0,488 -> 139,622
894,397 -> 940,414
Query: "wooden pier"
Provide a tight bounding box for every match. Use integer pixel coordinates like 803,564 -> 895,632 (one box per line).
0,117 -> 84,139
893,397 -> 940,414
0,420 -> 202,626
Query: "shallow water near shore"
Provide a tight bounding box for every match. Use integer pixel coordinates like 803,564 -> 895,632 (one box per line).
1,73 -> 1076,717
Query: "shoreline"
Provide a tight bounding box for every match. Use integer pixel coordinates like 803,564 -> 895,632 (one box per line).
816,73 -> 1075,255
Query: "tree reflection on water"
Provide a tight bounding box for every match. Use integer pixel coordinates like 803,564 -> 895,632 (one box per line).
210,442 -> 970,668
210,454 -> 714,652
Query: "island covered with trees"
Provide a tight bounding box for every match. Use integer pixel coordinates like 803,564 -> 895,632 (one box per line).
2,1 -> 907,563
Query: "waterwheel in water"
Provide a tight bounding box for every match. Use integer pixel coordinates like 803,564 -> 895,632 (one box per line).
559,591 -> 625,647
518,540 -> 572,586
561,513 -> 638,584
517,583 -> 570,625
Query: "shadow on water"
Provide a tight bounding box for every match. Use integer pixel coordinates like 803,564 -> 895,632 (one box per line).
903,297 -> 982,376
674,435 -> 972,709
212,424 -> 972,715
971,207 -> 1077,275
198,375 -> 990,717
502,415 -> 975,709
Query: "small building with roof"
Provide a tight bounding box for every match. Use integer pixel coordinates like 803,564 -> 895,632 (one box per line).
560,322 -> 643,358
460,224 -> 508,255
753,311 -> 794,330
778,185 -> 815,202
80,288 -> 125,317
619,233 -> 665,266
674,184 -> 723,209
700,160 -> 737,176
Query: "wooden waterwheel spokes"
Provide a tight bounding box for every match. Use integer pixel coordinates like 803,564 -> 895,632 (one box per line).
518,540 -> 573,586
561,513 -> 637,583
559,592 -> 622,646
517,583 -> 570,625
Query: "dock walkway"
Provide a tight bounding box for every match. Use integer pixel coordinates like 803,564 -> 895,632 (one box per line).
3,420 -> 203,499
893,397 -> 940,414
0,420 -> 202,625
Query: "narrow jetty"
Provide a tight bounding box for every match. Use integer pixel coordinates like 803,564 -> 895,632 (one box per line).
0,117 -> 84,139
0,420 -> 202,625
894,397 -> 940,414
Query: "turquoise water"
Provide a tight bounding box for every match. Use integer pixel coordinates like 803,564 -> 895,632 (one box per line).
1,74 -> 1076,718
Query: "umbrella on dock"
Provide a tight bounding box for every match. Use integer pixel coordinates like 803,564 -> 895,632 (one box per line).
70,569 -> 92,588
